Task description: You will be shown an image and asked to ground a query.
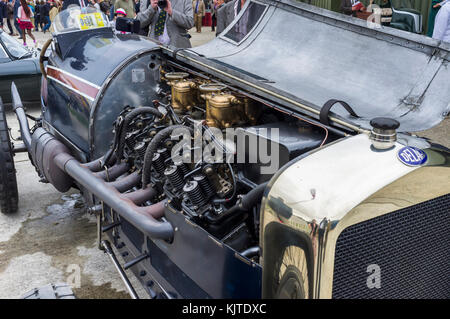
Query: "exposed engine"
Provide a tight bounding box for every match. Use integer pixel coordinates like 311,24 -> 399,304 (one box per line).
100,68 -> 328,259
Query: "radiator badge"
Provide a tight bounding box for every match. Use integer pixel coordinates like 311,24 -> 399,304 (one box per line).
397,146 -> 428,167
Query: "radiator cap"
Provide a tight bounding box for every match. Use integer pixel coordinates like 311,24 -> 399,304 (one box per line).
369,117 -> 400,150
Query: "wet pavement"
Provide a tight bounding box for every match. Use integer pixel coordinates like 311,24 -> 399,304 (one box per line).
1,26 -> 448,299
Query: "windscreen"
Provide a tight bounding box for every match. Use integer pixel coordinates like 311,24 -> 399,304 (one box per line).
53,6 -> 110,34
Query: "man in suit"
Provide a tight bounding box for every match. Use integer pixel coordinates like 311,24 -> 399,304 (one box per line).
211,0 -> 223,32
192,0 -> 204,32
62,0 -> 89,10
137,0 -> 193,48
216,0 -> 244,35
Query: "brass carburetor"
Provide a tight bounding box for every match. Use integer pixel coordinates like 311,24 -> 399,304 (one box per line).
164,72 -> 198,113
200,84 -> 261,129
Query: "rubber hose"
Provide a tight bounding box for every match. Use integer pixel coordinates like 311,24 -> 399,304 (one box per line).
209,182 -> 268,224
141,125 -> 193,188
115,107 -> 163,164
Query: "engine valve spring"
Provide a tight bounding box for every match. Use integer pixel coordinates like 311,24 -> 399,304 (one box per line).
152,153 -> 166,176
164,165 -> 184,191
157,148 -> 170,161
174,160 -> 190,177
183,181 -> 207,208
134,142 -> 147,159
193,174 -> 215,199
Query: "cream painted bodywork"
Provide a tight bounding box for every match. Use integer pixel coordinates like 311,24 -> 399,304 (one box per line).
267,134 -> 417,222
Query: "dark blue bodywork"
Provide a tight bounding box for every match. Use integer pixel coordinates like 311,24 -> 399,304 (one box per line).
44,29 -> 161,160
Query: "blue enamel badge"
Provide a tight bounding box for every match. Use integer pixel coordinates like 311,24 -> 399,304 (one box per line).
397,147 -> 428,167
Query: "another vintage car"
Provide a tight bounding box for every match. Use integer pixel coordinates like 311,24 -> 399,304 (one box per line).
1,1 -> 449,299
0,29 -> 41,106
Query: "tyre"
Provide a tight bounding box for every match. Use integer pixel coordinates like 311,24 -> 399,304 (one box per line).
21,283 -> 76,299
0,98 -> 19,214
272,245 -> 309,299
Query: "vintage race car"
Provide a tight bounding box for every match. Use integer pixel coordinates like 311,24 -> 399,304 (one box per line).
1,1 -> 449,299
0,29 -> 41,106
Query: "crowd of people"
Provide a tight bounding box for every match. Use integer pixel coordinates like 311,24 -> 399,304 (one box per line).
0,0 -> 242,48
0,0 -> 61,46
2,0 -> 450,49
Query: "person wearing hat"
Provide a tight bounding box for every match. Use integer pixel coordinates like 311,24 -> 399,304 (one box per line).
136,0 -> 193,48
110,7 -> 128,32
113,0 -> 134,18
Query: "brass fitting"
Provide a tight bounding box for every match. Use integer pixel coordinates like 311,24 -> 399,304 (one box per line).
165,72 -> 197,113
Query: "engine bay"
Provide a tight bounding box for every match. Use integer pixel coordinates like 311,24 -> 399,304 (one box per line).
100,63 -> 336,262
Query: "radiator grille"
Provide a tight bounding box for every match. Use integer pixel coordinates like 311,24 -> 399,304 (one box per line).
332,194 -> 450,299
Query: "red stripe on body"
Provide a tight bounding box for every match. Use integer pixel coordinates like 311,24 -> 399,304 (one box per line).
47,67 -> 99,101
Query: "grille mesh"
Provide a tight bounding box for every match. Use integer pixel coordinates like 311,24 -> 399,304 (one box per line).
332,194 -> 450,299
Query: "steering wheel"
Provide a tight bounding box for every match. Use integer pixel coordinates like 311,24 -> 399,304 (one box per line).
39,38 -> 53,79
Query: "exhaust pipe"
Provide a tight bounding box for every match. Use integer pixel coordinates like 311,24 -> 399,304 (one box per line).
11,82 -> 32,152
54,152 -> 173,240
11,82 -> 173,240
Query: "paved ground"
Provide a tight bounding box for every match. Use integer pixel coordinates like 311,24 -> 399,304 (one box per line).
0,26 -> 448,299
0,26 -> 215,299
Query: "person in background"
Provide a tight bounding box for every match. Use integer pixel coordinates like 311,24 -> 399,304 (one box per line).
41,0 -> 50,33
211,0 -> 223,34
340,0 -> 366,17
27,0 -> 35,29
17,0 -> 36,45
113,0 -> 135,18
433,0 -> 450,42
13,0 -> 23,38
137,0 -> 150,35
137,0 -> 193,47
0,0 -> 6,31
98,0 -> 110,15
7,0 -> 19,35
110,7 -> 128,32
192,0 -> 204,33
48,0 -> 58,31
109,1 -> 115,20
216,0 -> 244,35
91,0 -> 101,10
134,0 -> 139,14
38,1 -> 45,30
428,1 -> 449,37
34,0 -> 40,30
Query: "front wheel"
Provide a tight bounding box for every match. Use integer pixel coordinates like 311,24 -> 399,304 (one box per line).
272,245 -> 310,299
0,98 -> 19,214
